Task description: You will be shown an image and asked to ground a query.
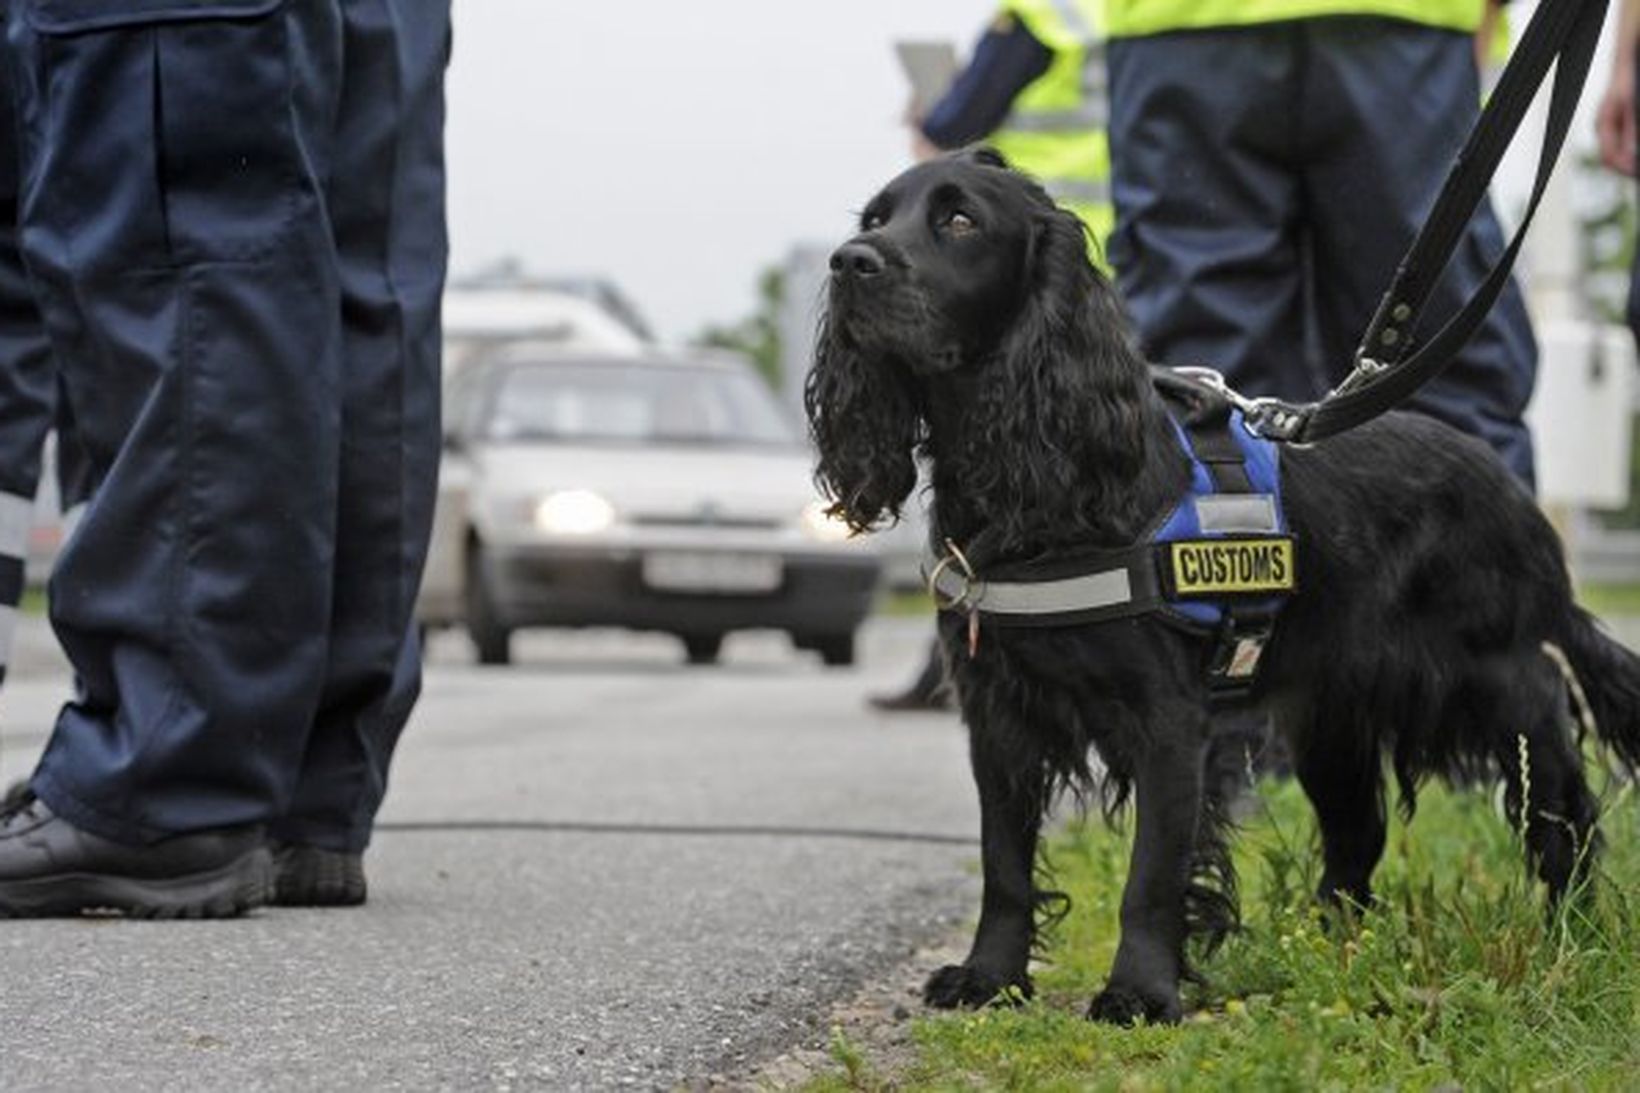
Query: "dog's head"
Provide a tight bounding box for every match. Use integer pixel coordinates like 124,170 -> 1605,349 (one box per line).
824,147 -> 1046,375
805,149 -> 1145,535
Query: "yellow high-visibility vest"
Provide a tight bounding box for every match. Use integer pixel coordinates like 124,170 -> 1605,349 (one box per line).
1103,0 -> 1487,39
987,0 -> 1113,264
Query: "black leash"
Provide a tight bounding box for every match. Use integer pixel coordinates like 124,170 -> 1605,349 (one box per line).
1245,0 -> 1612,444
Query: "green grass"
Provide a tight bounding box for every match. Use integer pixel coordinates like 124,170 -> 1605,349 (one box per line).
811,775 -> 1640,1091
18,585 -> 46,616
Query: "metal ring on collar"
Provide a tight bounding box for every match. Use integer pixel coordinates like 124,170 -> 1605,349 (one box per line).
926,538 -> 979,613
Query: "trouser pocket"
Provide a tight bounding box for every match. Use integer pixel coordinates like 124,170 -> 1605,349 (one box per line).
23,0 -> 297,273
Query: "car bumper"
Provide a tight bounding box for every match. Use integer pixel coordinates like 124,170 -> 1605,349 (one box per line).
480,544 -> 881,634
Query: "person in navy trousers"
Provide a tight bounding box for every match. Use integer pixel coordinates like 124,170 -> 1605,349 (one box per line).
0,0 -> 451,916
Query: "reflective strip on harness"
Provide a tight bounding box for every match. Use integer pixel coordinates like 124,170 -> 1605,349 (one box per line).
926,554 -> 1135,618
1194,494 -> 1279,534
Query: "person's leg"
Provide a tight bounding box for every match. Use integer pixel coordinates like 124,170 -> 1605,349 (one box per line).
1107,25 -> 1308,785
1303,17 -> 1537,487
270,0 -> 450,884
0,34 -> 53,696
1106,25 -> 1314,398
5,5 -> 347,844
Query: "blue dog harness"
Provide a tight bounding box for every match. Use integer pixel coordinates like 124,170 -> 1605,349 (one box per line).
1153,394 -> 1291,629
925,367 -> 1297,696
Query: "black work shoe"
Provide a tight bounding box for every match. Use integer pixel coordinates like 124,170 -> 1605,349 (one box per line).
271,842 -> 367,907
0,792 -> 272,918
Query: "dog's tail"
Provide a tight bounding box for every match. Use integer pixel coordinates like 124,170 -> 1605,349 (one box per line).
1553,610 -> 1640,774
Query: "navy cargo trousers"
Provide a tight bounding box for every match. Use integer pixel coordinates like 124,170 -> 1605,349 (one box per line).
0,41 -> 87,690
4,0 -> 449,850
0,35 -> 50,690
1107,17 -> 1538,486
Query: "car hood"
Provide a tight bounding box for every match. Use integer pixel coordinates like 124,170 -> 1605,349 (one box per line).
471,441 -> 823,524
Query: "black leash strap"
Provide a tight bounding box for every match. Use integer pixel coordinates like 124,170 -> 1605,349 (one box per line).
1245,0 -> 1611,444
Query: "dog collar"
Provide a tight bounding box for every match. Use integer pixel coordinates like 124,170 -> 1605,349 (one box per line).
925,538 -> 1155,624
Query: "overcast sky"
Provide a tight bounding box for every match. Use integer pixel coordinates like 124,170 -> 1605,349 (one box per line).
445,1 -> 995,343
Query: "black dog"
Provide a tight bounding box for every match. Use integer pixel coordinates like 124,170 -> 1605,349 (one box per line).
806,149 -> 1640,1025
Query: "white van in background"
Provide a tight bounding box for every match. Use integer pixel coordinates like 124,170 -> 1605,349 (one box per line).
441,275 -> 653,374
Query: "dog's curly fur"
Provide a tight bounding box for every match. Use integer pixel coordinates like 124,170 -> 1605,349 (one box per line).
808,150 -> 1640,1025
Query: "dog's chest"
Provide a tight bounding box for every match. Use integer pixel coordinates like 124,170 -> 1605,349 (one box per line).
947,616 -> 1195,731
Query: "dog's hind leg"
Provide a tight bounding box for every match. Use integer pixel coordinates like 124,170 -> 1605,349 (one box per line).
1087,716 -> 1210,1026
1492,658 -> 1601,904
1183,723 -> 1243,959
1292,717 -> 1386,912
923,720 -> 1048,1009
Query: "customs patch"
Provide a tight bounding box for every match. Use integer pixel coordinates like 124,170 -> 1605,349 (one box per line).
1166,537 -> 1295,598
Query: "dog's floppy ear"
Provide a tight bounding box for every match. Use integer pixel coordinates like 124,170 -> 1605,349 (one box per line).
804,309 -> 922,533
970,199 -> 1151,526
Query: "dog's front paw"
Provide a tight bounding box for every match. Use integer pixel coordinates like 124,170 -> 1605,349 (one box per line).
1086,982 -> 1182,1026
922,964 -> 1032,1009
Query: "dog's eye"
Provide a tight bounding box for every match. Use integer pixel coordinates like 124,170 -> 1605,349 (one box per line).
861,211 -> 886,231
943,211 -> 978,237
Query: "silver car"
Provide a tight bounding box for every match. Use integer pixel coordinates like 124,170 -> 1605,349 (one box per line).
418,345 -> 883,665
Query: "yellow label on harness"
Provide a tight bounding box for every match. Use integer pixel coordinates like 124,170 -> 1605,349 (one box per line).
1169,538 -> 1295,596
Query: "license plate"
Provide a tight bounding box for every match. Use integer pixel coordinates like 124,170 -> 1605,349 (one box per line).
642,552 -> 783,594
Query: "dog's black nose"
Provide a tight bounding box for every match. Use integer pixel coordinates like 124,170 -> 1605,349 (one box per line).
830,242 -> 885,279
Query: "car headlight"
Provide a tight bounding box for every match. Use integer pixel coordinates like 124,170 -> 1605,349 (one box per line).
800,500 -> 854,543
534,489 -> 616,535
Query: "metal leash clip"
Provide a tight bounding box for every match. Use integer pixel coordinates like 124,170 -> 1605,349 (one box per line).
1172,366 -> 1256,414
1173,366 -> 1313,446
1241,397 -> 1314,445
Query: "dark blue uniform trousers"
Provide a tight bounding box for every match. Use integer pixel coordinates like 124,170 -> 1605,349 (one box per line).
0,38 -> 52,689
5,0 -> 449,850
0,38 -> 89,689
1107,17 -> 1538,486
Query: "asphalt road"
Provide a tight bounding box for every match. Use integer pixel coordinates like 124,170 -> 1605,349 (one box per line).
0,617 -> 979,1091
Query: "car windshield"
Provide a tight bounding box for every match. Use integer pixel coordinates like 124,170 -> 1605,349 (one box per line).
484,361 -> 799,447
